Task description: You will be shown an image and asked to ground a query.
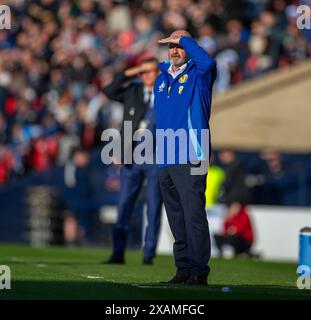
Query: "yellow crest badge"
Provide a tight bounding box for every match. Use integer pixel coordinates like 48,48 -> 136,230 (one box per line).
178,86 -> 184,94
179,74 -> 188,83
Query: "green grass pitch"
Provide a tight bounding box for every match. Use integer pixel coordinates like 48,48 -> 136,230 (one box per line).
0,244 -> 310,300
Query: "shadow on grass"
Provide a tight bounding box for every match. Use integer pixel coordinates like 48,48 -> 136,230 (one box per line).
0,280 -> 310,300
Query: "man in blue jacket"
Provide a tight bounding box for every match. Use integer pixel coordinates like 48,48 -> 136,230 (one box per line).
154,30 -> 217,285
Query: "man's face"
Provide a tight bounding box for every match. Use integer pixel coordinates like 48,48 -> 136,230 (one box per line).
139,62 -> 159,87
168,43 -> 187,67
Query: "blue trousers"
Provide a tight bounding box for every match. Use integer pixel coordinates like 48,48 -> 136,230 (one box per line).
112,163 -> 162,260
158,163 -> 211,277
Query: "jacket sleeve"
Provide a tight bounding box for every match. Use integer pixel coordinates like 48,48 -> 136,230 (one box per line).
102,71 -> 129,103
179,36 -> 216,74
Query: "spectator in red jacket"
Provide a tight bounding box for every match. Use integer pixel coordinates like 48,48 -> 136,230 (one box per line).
0,144 -> 14,184
214,203 -> 254,257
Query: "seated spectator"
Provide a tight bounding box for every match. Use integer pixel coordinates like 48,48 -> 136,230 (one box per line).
216,149 -> 255,257
214,203 -> 254,258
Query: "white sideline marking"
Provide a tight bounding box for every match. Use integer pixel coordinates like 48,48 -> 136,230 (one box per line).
11,257 -> 25,262
132,284 -> 176,289
35,264 -> 47,268
80,274 -> 107,279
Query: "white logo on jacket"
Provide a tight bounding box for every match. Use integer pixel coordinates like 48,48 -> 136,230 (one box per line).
158,81 -> 165,92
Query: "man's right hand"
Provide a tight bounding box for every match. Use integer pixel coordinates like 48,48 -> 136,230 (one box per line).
124,65 -> 142,78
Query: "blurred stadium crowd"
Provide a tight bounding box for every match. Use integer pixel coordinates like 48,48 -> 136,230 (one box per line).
0,0 -> 310,205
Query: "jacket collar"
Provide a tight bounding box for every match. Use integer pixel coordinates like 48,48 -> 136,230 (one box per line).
167,63 -> 187,78
158,59 -> 194,75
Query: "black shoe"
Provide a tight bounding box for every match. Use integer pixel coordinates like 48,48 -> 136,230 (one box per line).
159,275 -> 189,285
101,256 -> 125,264
185,275 -> 208,286
142,257 -> 153,265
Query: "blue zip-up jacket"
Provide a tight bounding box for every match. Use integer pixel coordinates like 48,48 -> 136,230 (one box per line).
154,36 -> 217,167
